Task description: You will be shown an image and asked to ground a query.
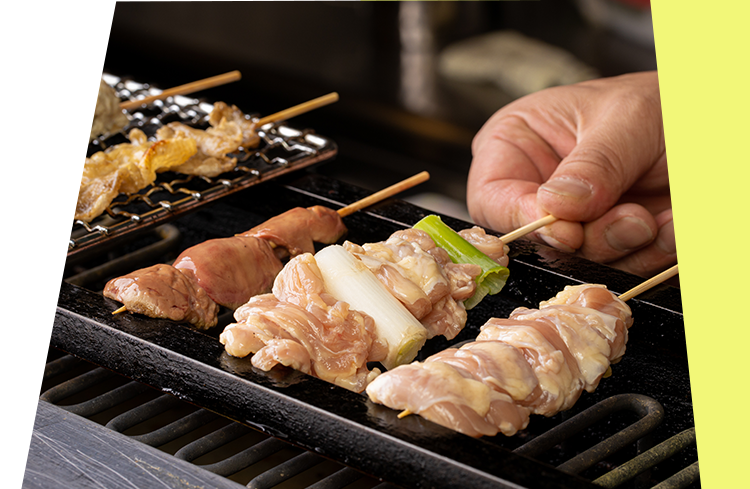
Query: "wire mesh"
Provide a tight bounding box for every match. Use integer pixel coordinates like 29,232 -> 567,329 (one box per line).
70,74 -> 337,262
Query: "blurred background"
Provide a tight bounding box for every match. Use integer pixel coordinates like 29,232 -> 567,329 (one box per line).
103,0 -> 656,222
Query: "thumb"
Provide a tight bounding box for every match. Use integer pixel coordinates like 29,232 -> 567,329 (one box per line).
536,107 -> 664,223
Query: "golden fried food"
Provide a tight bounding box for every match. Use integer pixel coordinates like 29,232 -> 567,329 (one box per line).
75,128 -> 197,222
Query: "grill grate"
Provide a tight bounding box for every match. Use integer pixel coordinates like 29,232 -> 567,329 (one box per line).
36,350 -> 698,489
38,351 -> 389,489
50,174 -> 697,489
70,74 -> 337,265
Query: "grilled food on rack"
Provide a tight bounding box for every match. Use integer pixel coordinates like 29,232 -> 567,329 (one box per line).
167,101 -> 264,177
209,101 -> 261,149
104,206 -> 347,328
21,75 -> 128,165
220,226 -> 508,391
365,284 -> 632,437
76,128 -> 197,222
77,102 -> 261,222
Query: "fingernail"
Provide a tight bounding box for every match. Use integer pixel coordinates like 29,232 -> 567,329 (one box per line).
605,217 -> 654,251
539,177 -> 592,201
538,233 -> 576,254
655,219 -> 676,254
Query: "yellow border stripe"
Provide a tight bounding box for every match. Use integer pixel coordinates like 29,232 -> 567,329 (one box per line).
653,2 -> 750,487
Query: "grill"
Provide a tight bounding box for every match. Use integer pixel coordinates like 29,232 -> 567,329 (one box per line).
37,169 -> 697,488
70,74 -> 337,266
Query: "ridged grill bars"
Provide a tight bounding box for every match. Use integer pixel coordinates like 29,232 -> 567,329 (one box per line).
40,352 -> 697,489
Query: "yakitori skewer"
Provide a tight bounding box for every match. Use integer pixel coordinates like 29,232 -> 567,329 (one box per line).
80,89 -> 343,223
105,172 -> 429,316
21,71 -> 240,165
394,264 -> 680,421
119,70 -> 242,111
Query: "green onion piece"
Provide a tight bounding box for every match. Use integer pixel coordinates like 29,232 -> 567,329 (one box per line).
413,215 -> 509,309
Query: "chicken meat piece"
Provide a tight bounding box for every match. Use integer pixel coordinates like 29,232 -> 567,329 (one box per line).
477,318 -> 585,415
209,101 -> 262,149
366,284 -> 632,437
21,75 -> 128,165
173,235 -> 283,310
220,253 -> 386,392
103,264 -> 219,329
155,118 -> 243,177
366,360 -> 531,438
457,226 -> 510,268
343,228 -> 481,340
243,206 -> 348,257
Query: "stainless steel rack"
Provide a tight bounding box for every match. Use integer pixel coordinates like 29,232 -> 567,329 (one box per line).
70,74 -> 337,263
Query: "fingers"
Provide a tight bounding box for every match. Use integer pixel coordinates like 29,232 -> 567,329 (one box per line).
537,117 -> 665,222
607,209 -> 677,278
467,115 -> 586,252
468,71 -> 670,264
468,110 -> 570,228
536,73 -> 666,223
569,203 -> 676,279
578,203 -> 658,263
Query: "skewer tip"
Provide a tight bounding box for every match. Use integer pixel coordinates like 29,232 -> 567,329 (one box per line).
336,171 -> 430,217
112,305 -> 128,315
398,409 -> 412,419
618,264 -> 679,302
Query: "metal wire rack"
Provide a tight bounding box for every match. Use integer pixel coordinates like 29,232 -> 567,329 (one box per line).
69,74 -> 337,263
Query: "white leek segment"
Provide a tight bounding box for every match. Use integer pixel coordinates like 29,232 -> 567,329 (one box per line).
315,245 -> 428,370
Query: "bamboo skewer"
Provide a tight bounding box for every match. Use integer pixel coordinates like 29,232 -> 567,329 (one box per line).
499,215 -> 558,244
255,92 -> 339,127
337,171 -> 430,217
618,264 -> 679,302
119,70 -> 242,111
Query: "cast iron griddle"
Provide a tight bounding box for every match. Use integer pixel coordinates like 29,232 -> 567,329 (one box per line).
53,173 -> 689,489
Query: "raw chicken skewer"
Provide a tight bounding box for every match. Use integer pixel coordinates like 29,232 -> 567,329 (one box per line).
216,210 -> 563,391
368,265 -> 678,437
106,172 -> 430,323
219,223 -> 508,391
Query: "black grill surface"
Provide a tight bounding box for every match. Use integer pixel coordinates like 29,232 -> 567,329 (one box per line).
51,173 -> 693,489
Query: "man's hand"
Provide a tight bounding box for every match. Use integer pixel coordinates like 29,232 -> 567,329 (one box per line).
467,71 -> 675,278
